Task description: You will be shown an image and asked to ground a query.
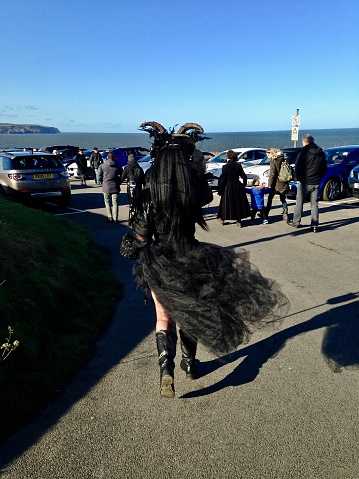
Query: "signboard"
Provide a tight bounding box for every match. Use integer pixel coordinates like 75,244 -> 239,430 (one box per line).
292,115 -> 300,126
291,127 -> 299,141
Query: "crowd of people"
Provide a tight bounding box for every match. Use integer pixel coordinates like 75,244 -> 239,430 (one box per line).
74,134 -> 328,238
215,134 -> 327,231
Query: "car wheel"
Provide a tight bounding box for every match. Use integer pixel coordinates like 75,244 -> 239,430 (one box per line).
322,178 -> 341,201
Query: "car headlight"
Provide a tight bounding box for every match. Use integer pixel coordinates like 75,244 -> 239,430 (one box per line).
349,169 -> 355,178
263,169 -> 270,177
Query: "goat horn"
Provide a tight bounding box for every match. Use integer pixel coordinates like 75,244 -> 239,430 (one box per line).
139,121 -> 167,134
176,122 -> 204,134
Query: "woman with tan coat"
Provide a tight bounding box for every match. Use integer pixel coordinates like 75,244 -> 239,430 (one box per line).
265,148 -> 289,221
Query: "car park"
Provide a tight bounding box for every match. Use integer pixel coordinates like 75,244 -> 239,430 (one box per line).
287,145 -> 359,201
242,148 -> 302,188
348,164 -> 359,198
0,150 -> 71,207
206,148 -> 267,188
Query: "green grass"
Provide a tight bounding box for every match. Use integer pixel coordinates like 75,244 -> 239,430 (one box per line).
0,198 -> 123,441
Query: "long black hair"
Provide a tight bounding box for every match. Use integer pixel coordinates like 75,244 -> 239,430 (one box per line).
149,145 -> 208,249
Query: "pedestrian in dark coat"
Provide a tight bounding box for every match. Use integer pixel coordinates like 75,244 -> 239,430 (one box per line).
265,148 -> 290,221
75,149 -> 88,186
89,147 -> 103,185
121,154 -> 146,205
98,152 -> 123,222
288,134 -> 327,232
217,150 -> 250,227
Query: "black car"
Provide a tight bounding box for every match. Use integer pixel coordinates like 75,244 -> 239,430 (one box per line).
39,145 -> 79,163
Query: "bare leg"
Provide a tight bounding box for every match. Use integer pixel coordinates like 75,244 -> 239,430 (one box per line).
152,290 -> 172,332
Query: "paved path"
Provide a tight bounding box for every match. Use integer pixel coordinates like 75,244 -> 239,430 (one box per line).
1,184 -> 358,479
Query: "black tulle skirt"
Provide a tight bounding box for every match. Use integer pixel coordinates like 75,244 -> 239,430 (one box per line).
134,241 -> 289,356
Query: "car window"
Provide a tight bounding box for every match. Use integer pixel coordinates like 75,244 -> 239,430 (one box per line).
9,155 -> 63,169
283,152 -> 299,164
259,156 -> 270,165
207,152 -> 227,163
254,150 -> 266,160
324,149 -> 357,165
240,151 -> 253,161
136,148 -> 150,156
138,155 -> 151,162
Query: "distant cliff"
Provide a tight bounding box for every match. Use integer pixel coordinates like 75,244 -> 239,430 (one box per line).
0,123 -> 60,134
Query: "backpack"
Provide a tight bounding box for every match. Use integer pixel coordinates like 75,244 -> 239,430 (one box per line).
278,159 -> 293,183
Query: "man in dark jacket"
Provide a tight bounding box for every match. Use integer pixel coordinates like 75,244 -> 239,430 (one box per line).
98,152 -> 123,223
288,134 -> 327,232
120,154 -> 146,205
89,147 -> 103,185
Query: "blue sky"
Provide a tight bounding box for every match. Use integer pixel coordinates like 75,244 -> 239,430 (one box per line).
1,0 -> 358,133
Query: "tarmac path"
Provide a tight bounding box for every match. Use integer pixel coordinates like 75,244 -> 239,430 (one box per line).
1,181 -> 358,479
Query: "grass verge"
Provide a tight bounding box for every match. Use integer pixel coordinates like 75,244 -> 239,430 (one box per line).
0,198 -> 123,441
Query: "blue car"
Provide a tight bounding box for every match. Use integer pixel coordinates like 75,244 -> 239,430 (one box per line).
102,147 -> 150,167
287,145 -> 359,201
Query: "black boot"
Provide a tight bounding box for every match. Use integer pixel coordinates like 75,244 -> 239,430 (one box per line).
179,329 -> 197,380
156,328 -> 177,398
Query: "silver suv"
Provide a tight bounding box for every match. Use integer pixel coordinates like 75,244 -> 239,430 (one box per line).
0,150 -> 71,207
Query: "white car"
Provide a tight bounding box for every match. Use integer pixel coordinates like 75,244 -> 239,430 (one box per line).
206,148 -> 267,188
137,154 -> 153,173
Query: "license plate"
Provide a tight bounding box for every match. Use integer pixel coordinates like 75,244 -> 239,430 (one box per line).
34,174 -> 54,179
354,182 -> 359,189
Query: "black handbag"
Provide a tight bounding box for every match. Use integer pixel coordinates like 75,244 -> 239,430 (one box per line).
120,205 -> 139,259
120,232 -> 139,259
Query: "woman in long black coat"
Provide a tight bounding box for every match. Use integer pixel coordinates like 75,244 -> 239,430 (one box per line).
75,149 -> 88,186
217,150 -> 250,227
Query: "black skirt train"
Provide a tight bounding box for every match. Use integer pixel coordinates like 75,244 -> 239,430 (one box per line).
134,241 -> 289,356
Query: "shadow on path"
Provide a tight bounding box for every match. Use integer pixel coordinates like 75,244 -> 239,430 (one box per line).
181,293 -> 359,398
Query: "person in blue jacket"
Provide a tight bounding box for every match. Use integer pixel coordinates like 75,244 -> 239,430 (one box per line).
245,179 -> 271,224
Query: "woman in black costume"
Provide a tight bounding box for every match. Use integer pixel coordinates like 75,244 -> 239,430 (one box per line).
128,122 -> 289,398
217,149 -> 250,227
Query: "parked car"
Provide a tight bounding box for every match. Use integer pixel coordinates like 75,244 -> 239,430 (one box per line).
137,154 -> 153,173
0,150 -> 71,207
348,164 -> 359,198
102,147 -> 150,167
138,150 -> 215,175
242,148 -> 302,188
287,145 -> 359,201
206,148 -> 267,188
39,145 -> 79,163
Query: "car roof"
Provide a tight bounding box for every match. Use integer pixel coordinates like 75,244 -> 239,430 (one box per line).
0,151 -> 55,157
324,145 -> 359,151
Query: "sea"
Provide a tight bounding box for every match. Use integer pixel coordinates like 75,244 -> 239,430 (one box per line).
0,128 -> 358,153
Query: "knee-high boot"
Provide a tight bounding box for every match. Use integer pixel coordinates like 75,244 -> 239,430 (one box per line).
179,329 -> 197,380
156,328 -> 177,398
